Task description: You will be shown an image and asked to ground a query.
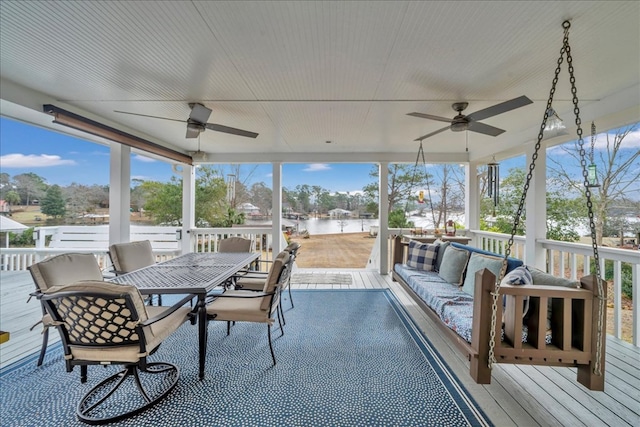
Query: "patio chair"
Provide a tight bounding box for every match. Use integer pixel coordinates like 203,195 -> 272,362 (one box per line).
28,253 -> 104,372
235,241 -> 300,309
218,236 -> 252,252
206,252 -> 288,366
218,237 -> 253,288
40,281 -> 193,425
109,240 -> 161,304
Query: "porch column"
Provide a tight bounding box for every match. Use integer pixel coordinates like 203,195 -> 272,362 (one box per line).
180,164 -> 196,254
272,162 -> 283,255
379,162 -> 389,274
525,144 -> 547,269
109,143 -> 130,245
465,161 -> 480,239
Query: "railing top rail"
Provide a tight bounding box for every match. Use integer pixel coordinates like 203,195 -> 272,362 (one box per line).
540,238 -> 639,263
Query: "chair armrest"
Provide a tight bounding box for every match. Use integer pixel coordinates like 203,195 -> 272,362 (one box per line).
140,294 -> 196,327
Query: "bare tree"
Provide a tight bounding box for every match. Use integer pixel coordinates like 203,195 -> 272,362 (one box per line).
548,124 -> 640,244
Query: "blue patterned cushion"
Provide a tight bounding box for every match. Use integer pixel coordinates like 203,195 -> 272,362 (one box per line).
406,240 -> 439,271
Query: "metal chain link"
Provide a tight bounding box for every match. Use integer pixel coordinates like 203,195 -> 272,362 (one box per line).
590,122 -> 596,163
488,21 -> 603,374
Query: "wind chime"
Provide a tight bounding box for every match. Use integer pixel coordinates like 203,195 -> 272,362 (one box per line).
487,159 -> 499,215
587,121 -> 600,188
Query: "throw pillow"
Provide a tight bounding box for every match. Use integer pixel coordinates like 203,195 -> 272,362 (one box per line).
437,246 -> 470,285
406,240 -> 439,271
434,241 -> 451,273
500,265 -> 532,318
461,252 -> 504,295
501,265 -> 533,285
529,268 -> 579,330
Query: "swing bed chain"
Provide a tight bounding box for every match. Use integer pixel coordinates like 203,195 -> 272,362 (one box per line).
488,21 -> 605,376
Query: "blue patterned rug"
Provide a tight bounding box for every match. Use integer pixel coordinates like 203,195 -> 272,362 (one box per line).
0,289 -> 492,426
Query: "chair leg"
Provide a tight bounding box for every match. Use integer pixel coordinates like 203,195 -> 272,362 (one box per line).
277,310 -> 284,337
267,325 -> 276,366
288,283 -> 294,308
81,365 -> 88,383
76,362 -> 178,425
36,327 -> 49,367
278,303 -> 286,326
226,321 -> 231,336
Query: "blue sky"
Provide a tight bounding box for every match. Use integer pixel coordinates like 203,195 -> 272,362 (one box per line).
0,117 -> 375,192
1,116 -> 638,196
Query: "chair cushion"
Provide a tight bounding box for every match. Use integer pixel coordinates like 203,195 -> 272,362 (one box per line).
235,276 -> 266,291
30,253 -> 103,290
461,252 -> 504,295
207,294 -> 273,324
110,241 -> 155,273
406,240 -> 439,271
437,246 -> 470,285
219,237 -> 252,252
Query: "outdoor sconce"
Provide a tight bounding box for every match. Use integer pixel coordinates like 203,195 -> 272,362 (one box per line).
175,229 -> 182,241
32,229 -> 40,242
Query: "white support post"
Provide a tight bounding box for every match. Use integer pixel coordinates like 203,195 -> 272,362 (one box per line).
465,161 -> 480,245
379,162 -> 389,274
109,143 -> 130,245
272,162 -> 283,256
180,164 -> 196,254
524,143 -> 547,270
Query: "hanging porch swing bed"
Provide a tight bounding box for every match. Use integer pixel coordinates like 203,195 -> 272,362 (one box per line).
392,20 -> 607,392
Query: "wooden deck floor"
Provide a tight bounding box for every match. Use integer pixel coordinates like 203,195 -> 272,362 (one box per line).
1,268 -> 638,426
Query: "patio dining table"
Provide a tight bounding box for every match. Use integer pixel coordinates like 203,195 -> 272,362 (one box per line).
109,251 -> 260,379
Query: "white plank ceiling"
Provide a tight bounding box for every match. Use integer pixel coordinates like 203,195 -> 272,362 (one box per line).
1,1 -> 638,164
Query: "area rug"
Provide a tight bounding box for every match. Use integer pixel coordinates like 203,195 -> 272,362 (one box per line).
0,290 -> 492,426
290,272 -> 353,285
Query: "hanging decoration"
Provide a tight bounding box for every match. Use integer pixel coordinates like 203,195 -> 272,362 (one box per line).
487,159 -> 499,213
587,121 -> 600,187
407,141 -> 437,229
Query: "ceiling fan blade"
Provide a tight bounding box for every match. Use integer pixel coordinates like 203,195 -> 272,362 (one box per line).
414,125 -> 449,141
205,123 -> 259,139
466,95 -> 533,122
113,110 -> 186,123
188,103 -> 212,124
407,112 -> 452,123
185,126 -> 201,139
467,121 -> 505,137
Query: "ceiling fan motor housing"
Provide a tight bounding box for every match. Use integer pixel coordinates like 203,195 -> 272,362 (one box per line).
450,115 -> 469,132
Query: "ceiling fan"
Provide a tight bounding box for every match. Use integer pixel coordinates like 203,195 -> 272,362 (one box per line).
114,103 -> 259,139
408,95 -> 533,141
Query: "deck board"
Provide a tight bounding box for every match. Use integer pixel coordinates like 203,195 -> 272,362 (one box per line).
2,268 -> 639,426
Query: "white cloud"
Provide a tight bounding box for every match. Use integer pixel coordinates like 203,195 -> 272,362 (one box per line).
134,154 -> 156,163
303,163 -> 331,172
0,153 -> 76,167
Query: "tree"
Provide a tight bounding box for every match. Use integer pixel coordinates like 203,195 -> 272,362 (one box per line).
363,164 -> 432,217
40,185 -> 66,218
13,172 -> 47,205
548,124 -> 640,244
248,182 -> 272,215
4,190 -> 20,213
139,178 -> 183,225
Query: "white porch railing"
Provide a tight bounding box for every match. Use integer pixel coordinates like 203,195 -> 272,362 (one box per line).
1,226 -> 637,346
471,230 -> 639,346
